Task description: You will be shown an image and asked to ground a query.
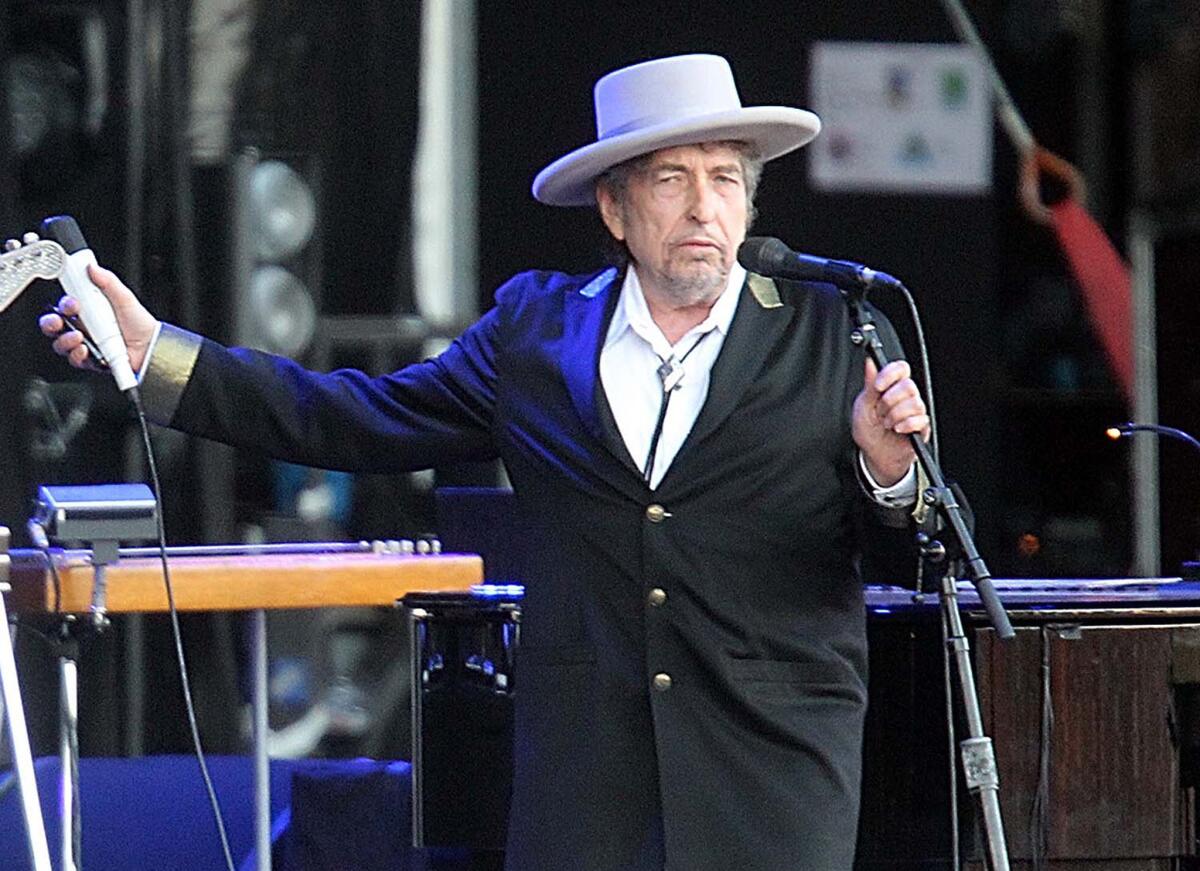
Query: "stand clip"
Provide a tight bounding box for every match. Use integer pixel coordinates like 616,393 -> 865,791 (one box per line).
961,736 -> 1001,794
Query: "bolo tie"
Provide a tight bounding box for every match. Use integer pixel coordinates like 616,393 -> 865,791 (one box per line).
642,329 -> 713,488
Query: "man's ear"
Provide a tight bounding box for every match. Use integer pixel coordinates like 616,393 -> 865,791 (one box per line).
596,183 -> 625,241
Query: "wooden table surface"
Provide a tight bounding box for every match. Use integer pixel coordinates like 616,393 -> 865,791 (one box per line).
6,547 -> 482,614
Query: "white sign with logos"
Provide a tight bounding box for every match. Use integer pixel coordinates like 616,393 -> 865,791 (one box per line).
808,42 -> 992,194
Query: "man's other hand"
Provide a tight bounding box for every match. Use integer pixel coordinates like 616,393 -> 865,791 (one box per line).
852,359 -> 930,486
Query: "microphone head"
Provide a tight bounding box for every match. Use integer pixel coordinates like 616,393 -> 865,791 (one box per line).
737,236 -> 791,275
40,216 -> 88,255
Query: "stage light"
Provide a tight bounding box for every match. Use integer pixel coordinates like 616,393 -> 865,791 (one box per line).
245,265 -> 317,359
233,148 -> 321,359
247,159 -> 316,262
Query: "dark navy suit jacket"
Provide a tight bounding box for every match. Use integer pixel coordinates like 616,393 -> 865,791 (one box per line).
161,267 -> 916,871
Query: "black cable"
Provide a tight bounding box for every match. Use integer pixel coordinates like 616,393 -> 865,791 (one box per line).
882,282 -> 940,600
893,282 -> 939,464
130,387 -> 236,871
893,281 -> 960,864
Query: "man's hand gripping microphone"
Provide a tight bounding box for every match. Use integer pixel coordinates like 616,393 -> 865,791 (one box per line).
40,216 -> 139,395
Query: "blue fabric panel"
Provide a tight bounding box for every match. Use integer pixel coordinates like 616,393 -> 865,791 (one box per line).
283,759 -> 418,871
0,755 -> 297,871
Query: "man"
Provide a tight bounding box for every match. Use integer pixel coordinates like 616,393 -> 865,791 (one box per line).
44,54 -> 928,870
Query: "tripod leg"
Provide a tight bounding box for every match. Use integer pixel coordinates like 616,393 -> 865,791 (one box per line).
941,575 -> 1011,871
59,648 -> 81,871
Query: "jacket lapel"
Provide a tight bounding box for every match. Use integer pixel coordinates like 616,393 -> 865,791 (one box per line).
560,268 -> 632,457
660,273 -> 794,486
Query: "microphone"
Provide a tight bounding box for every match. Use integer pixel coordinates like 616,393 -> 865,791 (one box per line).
40,216 -> 138,394
738,236 -> 903,292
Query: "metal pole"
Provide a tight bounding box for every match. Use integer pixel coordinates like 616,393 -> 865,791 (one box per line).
413,0 -> 479,336
252,608 -> 271,870
1128,211 -> 1160,576
59,651 -> 80,871
408,607 -> 427,847
940,573 -> 1010,870
0,529 -> 53,871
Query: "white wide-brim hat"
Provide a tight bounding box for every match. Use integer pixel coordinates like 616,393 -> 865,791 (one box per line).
532,54 -> 821,207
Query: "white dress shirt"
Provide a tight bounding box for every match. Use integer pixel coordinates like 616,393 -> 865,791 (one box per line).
599,264 -> 741,489
599,263 -> 916,500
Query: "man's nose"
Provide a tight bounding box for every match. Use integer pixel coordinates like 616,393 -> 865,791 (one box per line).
688,180 -> 719,223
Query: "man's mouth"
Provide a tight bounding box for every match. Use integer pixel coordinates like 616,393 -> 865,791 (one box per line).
675,239 -> 721,252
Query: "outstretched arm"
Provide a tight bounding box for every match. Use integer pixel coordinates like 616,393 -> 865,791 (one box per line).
40,263 -> 501,473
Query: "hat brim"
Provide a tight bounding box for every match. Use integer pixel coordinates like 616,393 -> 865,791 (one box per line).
531,106 -> 821,207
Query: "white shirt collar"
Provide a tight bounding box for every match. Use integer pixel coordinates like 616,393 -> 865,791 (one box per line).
605,261 -> 746,358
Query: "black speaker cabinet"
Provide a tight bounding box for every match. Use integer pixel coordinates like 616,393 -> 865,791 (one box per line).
406,590 -> 520,852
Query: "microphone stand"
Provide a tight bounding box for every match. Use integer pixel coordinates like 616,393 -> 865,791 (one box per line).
843,289 -> 1014,871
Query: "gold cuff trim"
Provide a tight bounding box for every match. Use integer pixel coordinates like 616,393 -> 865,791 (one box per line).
139,324 -> 202,425
747,273 -> 782,309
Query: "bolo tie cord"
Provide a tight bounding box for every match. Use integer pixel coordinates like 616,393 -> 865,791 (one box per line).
642,329 -> 713,487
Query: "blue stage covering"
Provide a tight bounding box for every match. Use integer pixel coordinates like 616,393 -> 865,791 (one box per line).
0,755 -> 425,870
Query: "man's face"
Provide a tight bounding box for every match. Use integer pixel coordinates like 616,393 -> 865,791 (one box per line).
598,143 -> 749,307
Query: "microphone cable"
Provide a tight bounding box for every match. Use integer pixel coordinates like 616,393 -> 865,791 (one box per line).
877,278 -> 961,864
888,280 -> 939,464
35,232 -> 235,869
128,385 -> 236,871
887,281 -> 959,860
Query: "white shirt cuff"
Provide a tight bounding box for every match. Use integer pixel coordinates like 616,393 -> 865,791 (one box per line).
858,452 -> 918,507
136,321 -> 165,384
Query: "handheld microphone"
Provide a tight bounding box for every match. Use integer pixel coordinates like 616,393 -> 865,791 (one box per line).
40,216 -> 138,394
738,236 -> 903,292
